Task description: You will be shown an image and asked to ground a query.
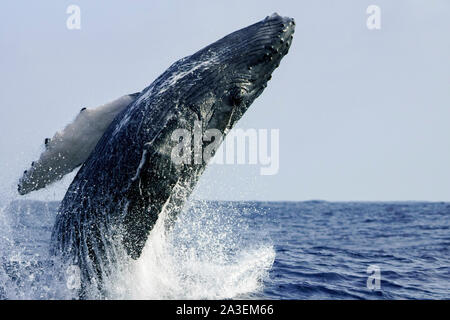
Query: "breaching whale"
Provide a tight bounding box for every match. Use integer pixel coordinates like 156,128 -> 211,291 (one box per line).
20,13 -> 295,296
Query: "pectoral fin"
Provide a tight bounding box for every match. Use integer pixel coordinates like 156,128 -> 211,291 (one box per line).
18,92 -> 140,195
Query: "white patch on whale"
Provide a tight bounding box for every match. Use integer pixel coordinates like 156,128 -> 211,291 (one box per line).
18,93 -> 139,195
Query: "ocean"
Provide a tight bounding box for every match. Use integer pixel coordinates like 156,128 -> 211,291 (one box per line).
0,200 -> 448,299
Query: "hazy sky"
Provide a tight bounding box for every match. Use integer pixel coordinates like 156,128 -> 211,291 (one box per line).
0,1 -> 449,203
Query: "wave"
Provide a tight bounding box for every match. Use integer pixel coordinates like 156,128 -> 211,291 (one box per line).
0,200 -> 274,300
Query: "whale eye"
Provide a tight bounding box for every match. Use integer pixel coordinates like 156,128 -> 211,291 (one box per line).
228,87 -> 245,106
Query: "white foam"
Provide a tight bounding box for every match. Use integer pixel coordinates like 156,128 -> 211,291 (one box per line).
104,202 -> 275,299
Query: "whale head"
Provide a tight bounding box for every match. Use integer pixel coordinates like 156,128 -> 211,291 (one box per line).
158,13 -> 295,133
209,13 -> 295,130
196,13 -> 294,131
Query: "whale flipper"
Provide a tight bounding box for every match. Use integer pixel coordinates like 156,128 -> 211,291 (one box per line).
18,93 -> 140,195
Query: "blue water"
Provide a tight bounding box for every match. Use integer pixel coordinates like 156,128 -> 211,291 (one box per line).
0,200 -> 448,299
250,201 -> 450,299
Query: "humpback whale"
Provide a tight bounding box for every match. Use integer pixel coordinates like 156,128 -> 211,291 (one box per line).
21,13 -> 295,297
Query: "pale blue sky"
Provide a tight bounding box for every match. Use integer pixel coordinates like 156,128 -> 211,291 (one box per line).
0,1 -> 449,202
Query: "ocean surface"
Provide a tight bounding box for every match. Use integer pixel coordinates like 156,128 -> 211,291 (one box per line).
0,200 -> 448,299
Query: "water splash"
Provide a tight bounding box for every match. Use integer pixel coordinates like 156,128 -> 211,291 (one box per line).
105,201 -> 275,299
0,203 -> 75,299
0,200 -> 274,300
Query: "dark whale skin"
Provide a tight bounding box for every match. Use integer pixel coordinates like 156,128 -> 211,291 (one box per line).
50,13 -> 295,295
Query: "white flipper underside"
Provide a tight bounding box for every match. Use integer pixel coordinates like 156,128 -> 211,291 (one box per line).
18,93 -> 139,195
